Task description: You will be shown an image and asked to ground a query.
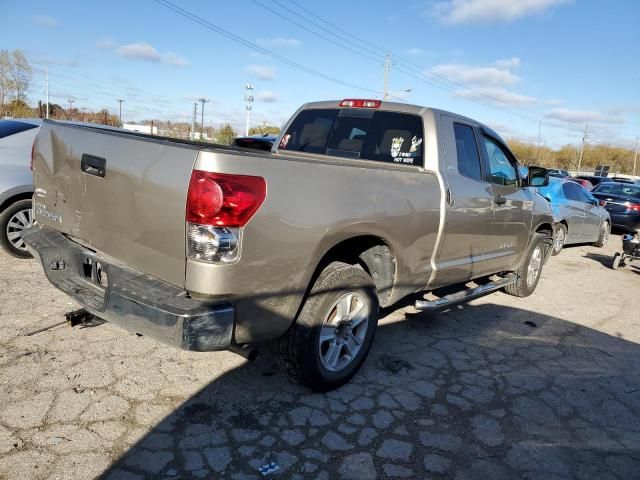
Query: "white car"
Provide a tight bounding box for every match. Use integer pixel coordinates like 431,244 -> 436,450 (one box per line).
0,118 -> 41,258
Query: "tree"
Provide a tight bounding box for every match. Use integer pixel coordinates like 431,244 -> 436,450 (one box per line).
249,125 -> 280,136
0,50 -> 10,116
7,49 -> 32,102
215,123 -> 237,145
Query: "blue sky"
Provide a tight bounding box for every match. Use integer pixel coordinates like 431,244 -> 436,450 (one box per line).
2,0 -> 639,148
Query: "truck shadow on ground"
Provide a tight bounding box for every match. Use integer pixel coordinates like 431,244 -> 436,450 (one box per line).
100,297 -> 640,480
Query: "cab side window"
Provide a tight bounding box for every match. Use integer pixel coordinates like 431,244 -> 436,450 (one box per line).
482,136 -> 518,186
453,123 -> 482,181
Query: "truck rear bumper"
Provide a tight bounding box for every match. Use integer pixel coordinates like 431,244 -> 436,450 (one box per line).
22,225 -> 234,351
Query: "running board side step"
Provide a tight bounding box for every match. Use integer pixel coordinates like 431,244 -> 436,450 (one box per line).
414,274 -> 517,311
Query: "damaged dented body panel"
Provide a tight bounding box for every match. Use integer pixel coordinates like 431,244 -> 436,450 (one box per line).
25,99 -> 553,389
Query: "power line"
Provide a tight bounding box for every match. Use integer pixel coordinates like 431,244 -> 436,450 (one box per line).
151,0 -> 380,95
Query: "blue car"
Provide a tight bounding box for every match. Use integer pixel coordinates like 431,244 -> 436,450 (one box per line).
536,177 -> 611,255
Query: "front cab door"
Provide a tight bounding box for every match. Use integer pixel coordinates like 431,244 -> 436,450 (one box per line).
480,132 -> 533,274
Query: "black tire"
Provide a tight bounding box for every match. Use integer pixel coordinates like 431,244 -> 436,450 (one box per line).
0,199 -> 33,259
504,233 -> 546,298
277,261 -> 379,392
612,253 -> 621,270
551,224 -> 567,256
594,221 -> 610,248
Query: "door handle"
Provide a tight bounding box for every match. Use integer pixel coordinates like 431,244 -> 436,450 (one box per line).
81,154 -> 106,178
446,188 -> 454,206
494,195 -> 507,206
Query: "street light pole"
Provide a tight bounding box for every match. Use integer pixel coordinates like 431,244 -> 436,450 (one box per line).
633,136 -> 639,177
191,102 -> 198,141
199,98 -> 209,138
383,53 -> 392,101
244,84 -> 254,136
67,99 -> 75,119
577,124 -> 589,176
116,99 -> 124,124
45,67 -> 49,119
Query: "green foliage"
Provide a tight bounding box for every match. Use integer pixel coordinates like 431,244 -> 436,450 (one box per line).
215,123 -> 237,145
249,125 -> 280,136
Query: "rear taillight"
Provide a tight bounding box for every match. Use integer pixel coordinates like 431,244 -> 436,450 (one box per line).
599,200 -> 607,207
628,203 -> 640,212
186,170 -> 266,227
339,99 -> 381,108
30,141 -> 36,171
186,170 -> 266,263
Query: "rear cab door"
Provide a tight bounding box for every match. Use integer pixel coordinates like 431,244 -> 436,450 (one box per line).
478,131 -> 533,273
434,115 -> 494,285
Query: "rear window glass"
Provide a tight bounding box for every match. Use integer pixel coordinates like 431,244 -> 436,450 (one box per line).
0,120 -> 38,139
595,184 -> 640,198
453,123 -> 482,181
279,108 -> 424,166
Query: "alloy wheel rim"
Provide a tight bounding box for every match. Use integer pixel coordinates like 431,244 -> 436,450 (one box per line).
602,224 -> 610,245
6,208 -> 33,251
526,245 -> 542,287
554,228 -> 565,252
318,292 -> 369,372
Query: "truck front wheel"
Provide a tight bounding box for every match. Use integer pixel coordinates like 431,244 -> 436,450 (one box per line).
503,233 -> 546,298
277,261 -> 379,392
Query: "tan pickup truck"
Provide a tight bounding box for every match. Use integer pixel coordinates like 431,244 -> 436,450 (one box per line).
24,99 -> 553,391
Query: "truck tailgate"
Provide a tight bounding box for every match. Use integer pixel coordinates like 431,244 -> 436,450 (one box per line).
32,121 -> 197,288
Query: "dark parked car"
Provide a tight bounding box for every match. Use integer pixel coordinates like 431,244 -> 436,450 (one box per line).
232,134 -> 277,151
575,175 -> 614,188
537,178 -> 610,255
568,178 -> 594,190
548,168 -> 570,178
0,118 -> 41,258
591,182 -> 640,232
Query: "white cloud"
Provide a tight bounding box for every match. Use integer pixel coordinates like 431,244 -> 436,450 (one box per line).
244,64 -> 276,81
164,52 -> 190,67
457,87 -> 536,106
96,38 -> 115,50
545,98 -> 565,106
256,91 -> 278,103
117,42 -> 162,62
494,57 -> 521,69
34,15 -> 59,28
545,108 -> 625,125
403,48 -> 426,57
430,0 -> 571,25
428,63 -> 520,87
116,42 -> 190,67
256,37 -> 301,48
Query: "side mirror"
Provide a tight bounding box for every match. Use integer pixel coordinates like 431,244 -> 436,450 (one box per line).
527,166 -> 549,187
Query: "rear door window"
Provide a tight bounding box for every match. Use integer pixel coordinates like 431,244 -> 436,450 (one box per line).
0,120 -> 39,139
453,123 -> 482,181
279,108 -> 424,166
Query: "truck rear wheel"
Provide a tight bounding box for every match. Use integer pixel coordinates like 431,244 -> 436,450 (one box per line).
277,261 -> 378,392
503,233 -> 546,298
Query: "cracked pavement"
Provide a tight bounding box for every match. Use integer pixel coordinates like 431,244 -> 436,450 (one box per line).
1,237 -> 639,479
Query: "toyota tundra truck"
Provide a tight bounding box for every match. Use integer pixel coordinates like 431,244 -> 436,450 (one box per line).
23,99 -> 553,391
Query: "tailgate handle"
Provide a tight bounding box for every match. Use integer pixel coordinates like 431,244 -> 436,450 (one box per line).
81,154 -> 106,178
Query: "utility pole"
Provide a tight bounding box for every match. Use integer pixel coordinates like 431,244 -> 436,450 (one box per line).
536,121 -> 541,162
244,84 -> 254,136
116,99 -> 124,124
383,53 -> 392,101
191,102 -> 198,141
199,98 -> 209,138
67,99 -> 75,119
45,67 -> 49,119
577,124 -> 589,176
633,136 -> 639,177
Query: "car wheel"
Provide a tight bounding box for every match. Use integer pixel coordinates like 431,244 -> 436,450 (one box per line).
0,199 -> 34,259
277,261 -> 379,392
551,224 -> 567,256
594,221 -> 610,247
504,233 -> 546,298
612,253 -> 622,270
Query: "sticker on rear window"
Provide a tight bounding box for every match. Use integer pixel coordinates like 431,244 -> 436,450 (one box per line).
279,134 -> 291,149
391,137 -> 405,158
410,136 -> 423,153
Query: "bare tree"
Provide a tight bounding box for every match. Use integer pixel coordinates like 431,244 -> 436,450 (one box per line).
0,50 -> 10,116
8,49 -> 32,102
